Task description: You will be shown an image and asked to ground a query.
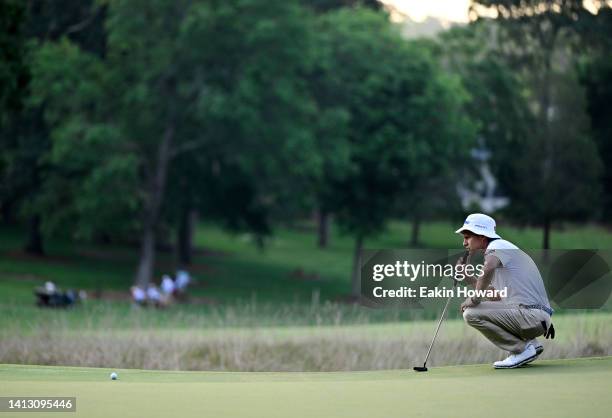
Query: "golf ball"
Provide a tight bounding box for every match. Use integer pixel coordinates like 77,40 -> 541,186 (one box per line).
110,372 -> 118,380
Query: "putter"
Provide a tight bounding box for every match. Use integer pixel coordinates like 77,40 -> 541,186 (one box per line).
414,251 -> 468,372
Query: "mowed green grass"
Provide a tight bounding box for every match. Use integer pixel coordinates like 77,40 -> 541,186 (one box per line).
2,357 -> 612,418
2,220 -> 612,305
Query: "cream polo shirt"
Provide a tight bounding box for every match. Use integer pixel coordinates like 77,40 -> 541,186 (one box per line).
485,239 -> 551,309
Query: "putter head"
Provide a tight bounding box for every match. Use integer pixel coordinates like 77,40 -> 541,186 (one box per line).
413,366 -> 428,372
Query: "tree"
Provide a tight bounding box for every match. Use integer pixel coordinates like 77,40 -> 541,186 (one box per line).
312,9 -> 476,297
0,0 -> 29,224
302,0 -> 385,252
578,6 -> 612,220
0,0 -> 27,128
31,0 -> 317,287
581,56 -> 612,220
0,0 -> 106,254
509,70 -> 601,243
471,0 -> 605,248
176,0 -> 320,252
421,22 -> 535,240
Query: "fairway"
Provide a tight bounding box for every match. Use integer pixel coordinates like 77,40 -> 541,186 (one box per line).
1,357 -> 611,418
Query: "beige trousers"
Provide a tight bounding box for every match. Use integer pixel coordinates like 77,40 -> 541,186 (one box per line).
463,301 -> 551,354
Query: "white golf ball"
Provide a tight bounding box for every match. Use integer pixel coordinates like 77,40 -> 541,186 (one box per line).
110,372 -> 118,380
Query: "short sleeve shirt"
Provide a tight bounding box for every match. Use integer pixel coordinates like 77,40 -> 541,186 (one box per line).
485,239 -> 551,308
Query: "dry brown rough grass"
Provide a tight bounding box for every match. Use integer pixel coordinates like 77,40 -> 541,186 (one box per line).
1,313 -> 610,371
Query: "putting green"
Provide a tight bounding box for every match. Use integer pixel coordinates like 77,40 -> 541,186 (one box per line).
1,357 -> 611,418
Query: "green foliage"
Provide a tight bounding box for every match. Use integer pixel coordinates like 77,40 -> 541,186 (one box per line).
1,0 -> 107,256
435,22 -> 534,199
178,0 -> 320,229
23,0 -> 107,56
0,0 -> 30,222
26,40 -> 139,239
508,71 -> 602,222
2,0 -> 608,294
578,7 -> 612,219
28,0 -> 322,285
0,0 -> 27,123
312,9 -> 476,238
470,0 -> 605,246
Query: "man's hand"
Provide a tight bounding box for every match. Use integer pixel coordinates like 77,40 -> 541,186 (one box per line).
455,251 -> 469,267
460,297 -> 479,313
487,286 -> 501,301
456,251 -> 478,285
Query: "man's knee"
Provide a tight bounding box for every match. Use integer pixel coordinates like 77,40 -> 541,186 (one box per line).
463,308 -> 480,325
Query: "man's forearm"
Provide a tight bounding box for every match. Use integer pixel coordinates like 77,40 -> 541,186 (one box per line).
459,254 -> 498,288
475,270 -> 494,291
470,256 -> 498,302
463,276 -> 478,286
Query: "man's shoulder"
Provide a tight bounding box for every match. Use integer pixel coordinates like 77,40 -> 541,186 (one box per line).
487,239 -> 519,251
485,240 -> 519,264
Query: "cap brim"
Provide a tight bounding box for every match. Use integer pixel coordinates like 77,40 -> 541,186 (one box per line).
455,226 -> 501,239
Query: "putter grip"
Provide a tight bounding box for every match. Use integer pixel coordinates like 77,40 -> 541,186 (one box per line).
460,250 -> 469,264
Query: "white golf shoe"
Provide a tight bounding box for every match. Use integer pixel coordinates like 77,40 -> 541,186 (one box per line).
528,340 -> 543,356
521,340 -> 544,366
493,344 -> 538,369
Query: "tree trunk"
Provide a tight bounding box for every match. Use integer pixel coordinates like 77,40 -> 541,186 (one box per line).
134,122 -> 175,288
351,234 -> 364,299
541,56 -> 554,183
542,217 -> 551,250
255,234 -> 266,252
411,214 -> 421,247
24,215 -> 44,256
317,209 -> 330,248
177,208 -> 197,268
135,225 -> 156,288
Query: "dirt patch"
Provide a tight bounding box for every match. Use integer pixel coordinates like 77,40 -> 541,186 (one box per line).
289,268 -> 321,282
4,250 -> 75,266
0,273 -> 46,283
90,289 -> 132,301
89,289 -> 216,305
78,249 -> 133,263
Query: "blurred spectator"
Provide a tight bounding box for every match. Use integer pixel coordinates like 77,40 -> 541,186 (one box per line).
34,281 -> 82,308
174,270 -> 191,302
160,274 -> 175,306
175,270 -> 190,291
130,286 -> 146,307
146,284 -> 162,307
161,274 -> 175,295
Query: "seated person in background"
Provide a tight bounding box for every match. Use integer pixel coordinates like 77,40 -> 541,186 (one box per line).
146,283 -> 170,308
175,270 -> 191,300
130,286 -> 147,307
35,281 -> 80,308
35,282 -> 59,307
161,275 -> 175,295
160,274 -> 175,306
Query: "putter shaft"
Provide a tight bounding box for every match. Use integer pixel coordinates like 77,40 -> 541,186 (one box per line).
420,279 -> 458,368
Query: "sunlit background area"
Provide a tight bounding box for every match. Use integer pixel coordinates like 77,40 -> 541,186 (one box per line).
383,0 -> 472,22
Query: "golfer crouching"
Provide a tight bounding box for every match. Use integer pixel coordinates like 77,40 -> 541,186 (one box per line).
456,213 -> 555,369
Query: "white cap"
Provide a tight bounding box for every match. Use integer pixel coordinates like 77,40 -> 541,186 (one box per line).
455,213 -> 501,239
